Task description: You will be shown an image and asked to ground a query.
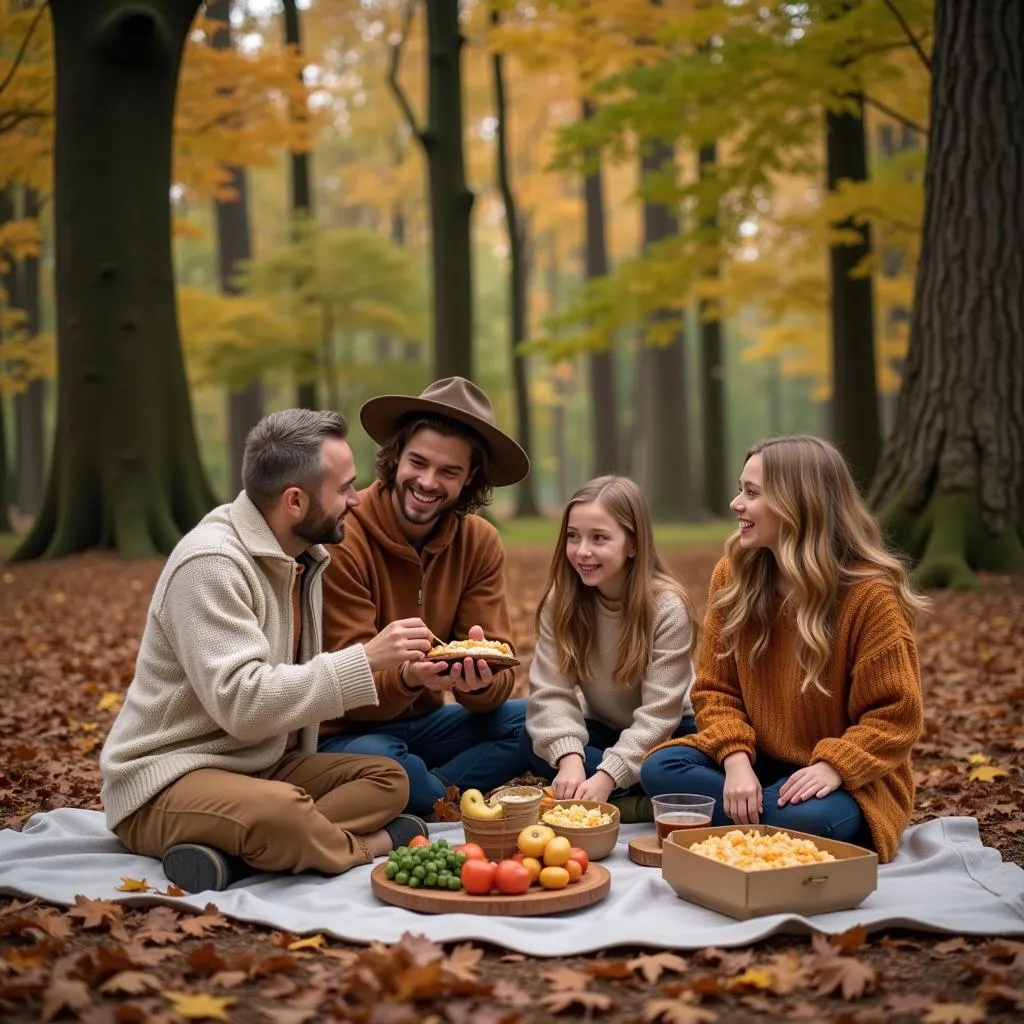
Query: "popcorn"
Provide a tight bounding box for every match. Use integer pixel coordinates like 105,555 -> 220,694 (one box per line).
687,829 -> 836,871
427,639 -> 514,657
542,804 -> 614,828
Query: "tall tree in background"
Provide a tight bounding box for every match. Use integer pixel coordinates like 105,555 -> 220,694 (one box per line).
14,186 -> 43,516
390,1 -> 473,380
282,0 -> 317,409
490,6 -> 539,517
826,87 -> 881,489
208,0 -> 262,494
581,98 -> 620,478
15,0 -> 215,561
870,0 -> 1023,588
0,186 -> 14,533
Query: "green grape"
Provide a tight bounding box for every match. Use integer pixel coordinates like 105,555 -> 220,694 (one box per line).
447,876 -> 461,890
435,838 -> 449,849
412,864 -> 426,880
395,871 -> 409,885
385,862 -> 399,879
425,873 -> 438,887
408,876 -> 422,888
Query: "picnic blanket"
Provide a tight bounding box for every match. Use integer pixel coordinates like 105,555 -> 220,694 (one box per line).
0,810 -> 1021,955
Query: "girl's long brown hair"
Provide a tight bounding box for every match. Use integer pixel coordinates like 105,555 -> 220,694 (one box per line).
537,476 -> 699,685
715,435 -> 929,694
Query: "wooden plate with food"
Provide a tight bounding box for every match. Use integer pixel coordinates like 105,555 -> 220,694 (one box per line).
371,861 -> 610,916
425,639 -> 520,669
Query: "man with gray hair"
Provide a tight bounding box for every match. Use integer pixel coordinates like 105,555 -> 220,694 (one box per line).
100,409 -> 434,893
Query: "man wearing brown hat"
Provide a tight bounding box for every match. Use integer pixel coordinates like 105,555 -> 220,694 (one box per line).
318,377 -> 530,816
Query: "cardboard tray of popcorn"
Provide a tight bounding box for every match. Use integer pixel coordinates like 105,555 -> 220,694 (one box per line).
662,824 -> 878,920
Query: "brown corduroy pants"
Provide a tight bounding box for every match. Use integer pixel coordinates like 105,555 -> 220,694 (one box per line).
115,751 -> 408,876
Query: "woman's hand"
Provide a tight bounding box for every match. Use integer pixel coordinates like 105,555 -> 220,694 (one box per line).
777,761 -> 843,806
575,770 -> 615,804
552,754 -> 588,800
723,752 -> 762,824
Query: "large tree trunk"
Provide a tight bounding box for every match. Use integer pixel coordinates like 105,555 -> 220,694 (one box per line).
638,140 -> 697,520
698,142 -> 727,515
826,94 -> 881,491
869,0 -> 1024,589
0,187 -> 15,534
14,0 -> 216,562
581,99 -> 621,478
283,0 -> 317,410
208,0 -> 262,495
14,187 -> 45,518
491,10 -> 539,517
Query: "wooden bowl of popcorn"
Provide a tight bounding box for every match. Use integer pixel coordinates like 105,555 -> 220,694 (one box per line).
540,800 -> 620,860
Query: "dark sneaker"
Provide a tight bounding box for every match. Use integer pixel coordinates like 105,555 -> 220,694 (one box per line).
383,813 -> 430,849
162,843 -> 250,893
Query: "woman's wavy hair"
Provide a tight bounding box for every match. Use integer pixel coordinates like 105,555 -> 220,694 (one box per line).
715,435 -> 929,695
375,413 -> 494,517
537,476 -> 699,686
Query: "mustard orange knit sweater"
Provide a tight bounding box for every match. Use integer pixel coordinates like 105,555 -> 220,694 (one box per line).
648,558 -> 923,862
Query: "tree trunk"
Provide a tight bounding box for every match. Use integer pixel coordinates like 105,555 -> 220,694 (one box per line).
208,0 -> 262,496
491,9 -> 539,517
422,1 -> 473,380
581,98 -> 621,478
869,0 -> 1024,589
12,187 -> 45,518
639,139 -> 697,520
0,187 -> 15,533
283,0 -> 317,410
826,94 -> 881,491
13,0 -> 217,562
698,142 -> 727,515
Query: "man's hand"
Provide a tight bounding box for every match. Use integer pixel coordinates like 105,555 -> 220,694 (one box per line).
575,770 -> 615,803
401,658 -> 455,692
449,623 -> 498,693
777,761 -> 843,806
552,753 -> 587,800
723,751 -> 762,825
362,618 -> 432,673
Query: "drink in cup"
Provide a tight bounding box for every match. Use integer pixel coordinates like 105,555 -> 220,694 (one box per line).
650,794 -> 716,846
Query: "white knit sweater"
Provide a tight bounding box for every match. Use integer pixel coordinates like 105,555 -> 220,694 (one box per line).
525,589 -> 695,788
100,492 -> 379,829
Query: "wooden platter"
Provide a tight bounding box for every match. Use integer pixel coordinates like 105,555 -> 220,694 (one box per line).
371,862 -> 610,916
628,834 -> 663,867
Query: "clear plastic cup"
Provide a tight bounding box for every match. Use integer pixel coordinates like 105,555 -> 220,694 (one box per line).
651,793 -> 716,847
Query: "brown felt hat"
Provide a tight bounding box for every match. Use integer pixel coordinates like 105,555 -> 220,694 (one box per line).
360,376 -> 531,487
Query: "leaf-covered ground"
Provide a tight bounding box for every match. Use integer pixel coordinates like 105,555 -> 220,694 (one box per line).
1,548 -> 1022,1023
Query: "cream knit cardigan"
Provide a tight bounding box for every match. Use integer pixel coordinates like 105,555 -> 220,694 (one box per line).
100,492 -> 379,830
525,589 -> 695,788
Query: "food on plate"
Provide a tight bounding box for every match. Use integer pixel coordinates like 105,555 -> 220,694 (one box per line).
538,865 -> 570,890
517,824 -> 557,858
460,857 -> 498,895
542,804 -> 614,828
426,638 -> 519,665
493,859 -> 532,896
453,842 -> 487,860
687,829 -> 837,871
383,838 -> 465,890
568,847 -> 589,873
542,836 -> 572,867
460,788 -> 503,820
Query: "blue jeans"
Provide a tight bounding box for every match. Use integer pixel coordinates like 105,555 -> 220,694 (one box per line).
318,700 -> 527,817
640,745 -> 867,845
518,716 -> 697,798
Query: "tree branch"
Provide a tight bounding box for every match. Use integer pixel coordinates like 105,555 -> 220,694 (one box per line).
862,93 -> 927,137
882,0 -> 932,74
387,0 -> 422,141
0,1 -> 47,101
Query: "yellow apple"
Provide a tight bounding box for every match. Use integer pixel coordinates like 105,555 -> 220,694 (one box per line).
517,824 -> 556,858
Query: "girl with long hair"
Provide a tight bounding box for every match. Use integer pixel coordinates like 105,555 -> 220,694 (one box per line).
519,476 -> 698,813
641,436 -> 927,861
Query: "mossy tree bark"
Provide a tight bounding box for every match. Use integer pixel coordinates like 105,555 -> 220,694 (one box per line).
13,0 -> 216,562
869,0 -> 1024,589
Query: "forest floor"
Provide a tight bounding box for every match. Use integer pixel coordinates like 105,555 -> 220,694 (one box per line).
0,545 -> 1022,1023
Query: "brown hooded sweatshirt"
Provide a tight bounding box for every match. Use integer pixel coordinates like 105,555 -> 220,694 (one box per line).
319,480 -> 517,734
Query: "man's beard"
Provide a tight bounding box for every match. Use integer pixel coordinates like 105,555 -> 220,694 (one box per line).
398,481 -> 459,526
294,496 -> 345,546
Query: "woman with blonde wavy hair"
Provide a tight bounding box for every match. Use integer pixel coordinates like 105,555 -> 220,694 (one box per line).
519,476 -> 699,819
640,436 -> 927,861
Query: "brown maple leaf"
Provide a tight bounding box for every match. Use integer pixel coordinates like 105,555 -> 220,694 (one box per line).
98,970 -> 163,996
179,909 -> 230,939
643,997 -> 719,1023
41,977 -> 92,1022
134,906 -> 182,946
984,938 -> 1024,970
761,951 -> 812,995
392,960 -> 447,1002
432,785 -> 463,822
67,894 -> 124,931
921,1003 -> 988,1024
934,937 -> 974,956
492,978 -> 532,1007
628,952 -> 690,984
209,970 -> 249,990
541,965 -> 593,991
257,976 -> 298,999
585,960 -> 635,980
814,957 -> 877,1000
186,942 -> 227,977
442,943 -> 484,982
28,907 -> 75,941
395,930 -> 444,967
120,940 -> 178,969
539,990 -> 614,1013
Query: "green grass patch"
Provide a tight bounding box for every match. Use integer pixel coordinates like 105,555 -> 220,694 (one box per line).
495,517 -> 735,550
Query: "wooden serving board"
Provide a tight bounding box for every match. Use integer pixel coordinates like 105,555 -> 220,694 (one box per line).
628,834 -> 663,867
371,862 -> 610,916
425,654 -> 520,669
